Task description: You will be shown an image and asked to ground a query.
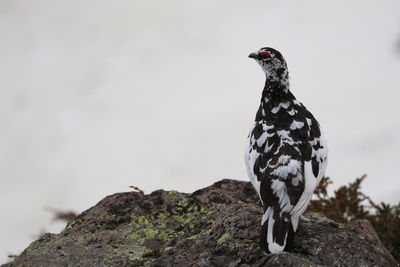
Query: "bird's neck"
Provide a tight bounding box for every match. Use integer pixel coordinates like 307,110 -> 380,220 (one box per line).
262,73 -> 290,98
255,75 -> 294,121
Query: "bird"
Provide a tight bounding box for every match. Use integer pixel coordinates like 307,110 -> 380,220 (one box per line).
244,47 -> 328,254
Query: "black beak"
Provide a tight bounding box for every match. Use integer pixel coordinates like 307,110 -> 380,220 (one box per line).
248,53 -> 259,60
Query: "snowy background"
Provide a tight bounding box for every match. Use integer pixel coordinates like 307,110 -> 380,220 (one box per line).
1,0 -> 400,263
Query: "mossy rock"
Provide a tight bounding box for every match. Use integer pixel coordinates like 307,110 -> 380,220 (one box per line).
3,179 -> 396,267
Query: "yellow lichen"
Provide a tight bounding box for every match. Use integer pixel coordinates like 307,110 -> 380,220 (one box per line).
177,198 -> 189,207
217,233 -> 230,246
143,228 -> 159,239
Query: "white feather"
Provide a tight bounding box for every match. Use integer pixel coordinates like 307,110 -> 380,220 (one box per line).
290,132 -> 328,218
271,180 -> 293,213
265,207 -> 287,253
244,126 -> 262,202
261,207 -> 272,225
289,120 -> 304,130
291,215 -> 299,231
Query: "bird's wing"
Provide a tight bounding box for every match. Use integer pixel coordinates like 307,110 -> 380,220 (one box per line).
245,121 -> 275,203
244,130 -> 262,201
290,118 -> 328,223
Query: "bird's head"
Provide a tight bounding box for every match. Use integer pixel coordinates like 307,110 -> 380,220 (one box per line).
249,47 -> 289,83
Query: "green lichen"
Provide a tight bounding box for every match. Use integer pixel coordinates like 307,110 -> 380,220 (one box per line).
174,211 -> 196,224
129,232 -> 145,243
177,198 -> 189,207
228,242 -> 241,251
187,205 -> 199,212
312,247 -> 321,255
123,200 -> 214,245
187,234 -> 199,240
217,233 -> 230,246
158,213 -> 168,220
134,215 -> 150,225
65,218 -> 81,230
112,242 -> 150,262
143,228 -> 159,239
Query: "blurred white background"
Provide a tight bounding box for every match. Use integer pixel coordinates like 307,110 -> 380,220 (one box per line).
1,0 -> 400,263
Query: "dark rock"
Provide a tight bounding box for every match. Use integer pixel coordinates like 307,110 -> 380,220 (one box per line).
2,179 -> 396,267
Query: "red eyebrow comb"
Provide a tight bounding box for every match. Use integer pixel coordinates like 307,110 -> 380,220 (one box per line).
259,51 -> 271,56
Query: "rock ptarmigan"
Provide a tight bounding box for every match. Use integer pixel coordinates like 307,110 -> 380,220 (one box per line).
244,47 -> 328,253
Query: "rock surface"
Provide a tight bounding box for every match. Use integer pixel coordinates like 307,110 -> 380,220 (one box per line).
3,179 -> 397,267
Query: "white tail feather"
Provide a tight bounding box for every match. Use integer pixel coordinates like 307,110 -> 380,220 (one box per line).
290,215 -> 299,231
263,207 -> 287,253
290,161 -> 316,218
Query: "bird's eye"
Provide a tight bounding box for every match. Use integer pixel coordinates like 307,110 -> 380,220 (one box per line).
259,51 -> 271,56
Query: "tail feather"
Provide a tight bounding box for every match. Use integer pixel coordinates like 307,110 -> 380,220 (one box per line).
261,207 -> 295,253
290,215 -> 299,231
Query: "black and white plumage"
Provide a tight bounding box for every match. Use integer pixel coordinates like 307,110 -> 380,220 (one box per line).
244,48 -> 328,253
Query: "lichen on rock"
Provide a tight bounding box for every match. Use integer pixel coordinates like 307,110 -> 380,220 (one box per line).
2,179 -> 397,267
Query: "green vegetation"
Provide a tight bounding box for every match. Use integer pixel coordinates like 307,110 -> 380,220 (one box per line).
217,233 -> 230,246
311,175 -> 400,262
124,195 -> 214,246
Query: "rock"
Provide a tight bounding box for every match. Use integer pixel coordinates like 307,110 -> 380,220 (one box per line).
3,179 -> 396,267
